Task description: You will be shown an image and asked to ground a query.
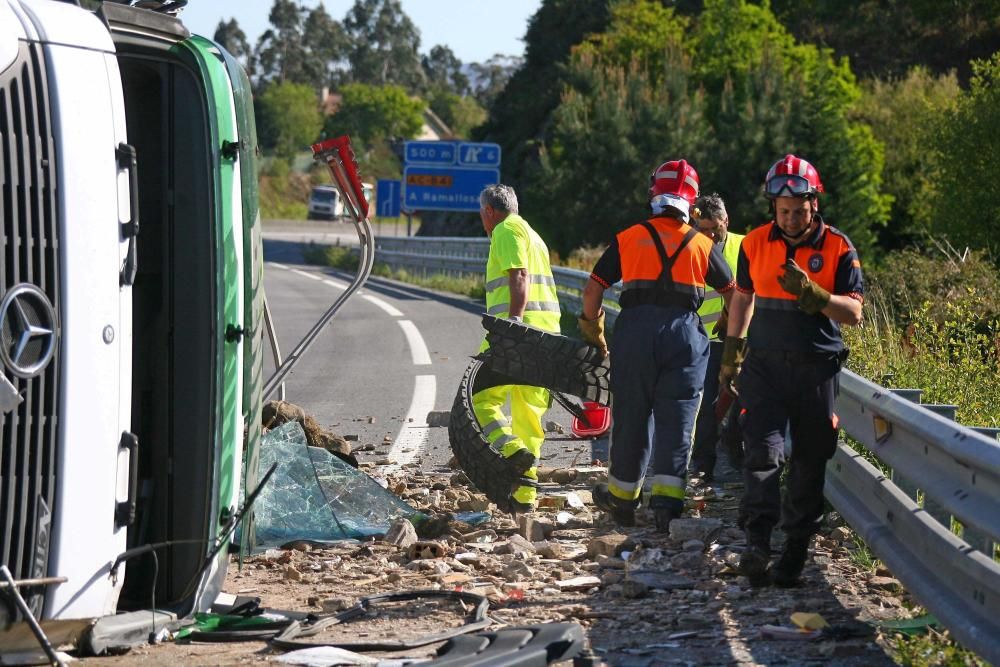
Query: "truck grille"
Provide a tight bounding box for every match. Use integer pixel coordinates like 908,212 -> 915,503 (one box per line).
0,41 -> 61,618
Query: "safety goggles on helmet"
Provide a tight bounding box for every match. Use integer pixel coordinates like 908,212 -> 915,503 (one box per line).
765,174 -> 817,199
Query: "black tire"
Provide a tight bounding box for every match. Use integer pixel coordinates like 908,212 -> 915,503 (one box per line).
479,315 -> 612,406
448,360 -> 534,513
448,318 -> 613,512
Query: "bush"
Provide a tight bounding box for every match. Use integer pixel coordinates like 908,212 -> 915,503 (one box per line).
846,246 -> 1000,426
260,167 -> 311,220
864,245 -> 1000,327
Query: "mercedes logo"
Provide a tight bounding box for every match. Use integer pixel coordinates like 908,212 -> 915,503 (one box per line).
0,284 -> 57,379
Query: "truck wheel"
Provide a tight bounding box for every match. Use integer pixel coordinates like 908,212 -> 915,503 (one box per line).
449,317 -> 612,511
478,314 -> 612,406
448,360 -> 533,514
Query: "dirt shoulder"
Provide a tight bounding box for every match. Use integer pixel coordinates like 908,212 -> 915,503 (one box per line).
82,463 -> 919,666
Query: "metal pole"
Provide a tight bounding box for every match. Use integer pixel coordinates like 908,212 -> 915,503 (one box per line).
0,566 -> 65,666
406,212 -> 412,237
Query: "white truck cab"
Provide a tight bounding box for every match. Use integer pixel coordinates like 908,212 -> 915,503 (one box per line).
1,0 -> 265,653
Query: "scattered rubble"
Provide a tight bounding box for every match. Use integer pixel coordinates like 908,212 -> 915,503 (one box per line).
99,425 -> 909,665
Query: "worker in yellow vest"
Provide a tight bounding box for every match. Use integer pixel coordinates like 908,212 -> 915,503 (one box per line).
689,194 -> 744,480
474,184 -> 562,512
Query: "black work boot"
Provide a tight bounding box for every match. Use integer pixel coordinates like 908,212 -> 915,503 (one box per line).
592,483 -> 637,527
740,532 -> 772,587
504,447 -> 538,477
653,507 -> 681,533
771,535 -> 810,587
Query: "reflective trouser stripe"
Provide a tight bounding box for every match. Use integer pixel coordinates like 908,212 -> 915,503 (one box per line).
472,383 -> 550,505
608,473 -> 643,501
482,418 -> 511,439
650,475 -> 686,500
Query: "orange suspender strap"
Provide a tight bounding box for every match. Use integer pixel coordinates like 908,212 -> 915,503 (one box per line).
638,221 -> 700,290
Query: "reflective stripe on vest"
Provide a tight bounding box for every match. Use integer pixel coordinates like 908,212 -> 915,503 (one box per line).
483,214 -> 560,338
485,273 -> 557,292
487,301 -> 561,316
742,222 -> 845,307
698,231 -> 743,337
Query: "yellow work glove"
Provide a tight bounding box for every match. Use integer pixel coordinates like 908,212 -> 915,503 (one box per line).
718,336 -> 747,397
777,259 -> 830,315
578,310 -> 608,358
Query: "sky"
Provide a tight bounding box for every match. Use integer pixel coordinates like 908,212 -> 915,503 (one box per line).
180,1 -> 543,64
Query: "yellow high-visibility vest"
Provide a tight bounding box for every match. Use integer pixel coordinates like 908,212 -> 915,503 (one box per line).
699,231 -> 743,338
481,214 -> 560,350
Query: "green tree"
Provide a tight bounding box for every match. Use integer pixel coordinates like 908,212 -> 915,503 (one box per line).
770,0 -> 1000,82
302,4 -> 350,87
255,0 -> 310,85
468,54 -> 522,108
213,18 -> 251,66
428,91 -> 486,138
853,68 -> 960,250
922,53 -> 1000,255
422,45 -> 469,95
343,0 -> 425,90
257,81 -> 323,160
524,0 -> 890,257
474,0 -> 612,185
534,48 -> 714,251
323,82 -> 424,144
574,0 -> 688,71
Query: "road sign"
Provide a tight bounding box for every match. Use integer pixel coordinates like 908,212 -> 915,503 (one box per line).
404,140 -> 457,166
376,179 -> 401,218
403,166 -> 500,212
457,142 -> 501,168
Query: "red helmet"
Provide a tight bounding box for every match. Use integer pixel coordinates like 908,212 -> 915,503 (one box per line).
764,154 -> 824,199
649,159 -> 700,220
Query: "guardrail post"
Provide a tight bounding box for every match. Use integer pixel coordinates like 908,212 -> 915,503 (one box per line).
961,426 -> 999,556
887,389 -> 922,504
917,404 -> 960,529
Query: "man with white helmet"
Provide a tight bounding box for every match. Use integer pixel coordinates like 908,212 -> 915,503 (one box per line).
579,160 -> 735,531
721,154 -> 864,586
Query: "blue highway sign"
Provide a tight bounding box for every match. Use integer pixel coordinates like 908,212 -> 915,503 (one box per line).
403,166 -> 500,212
404,140 -> 457,166
457,142 -> 501,168
376,179 -> 401,218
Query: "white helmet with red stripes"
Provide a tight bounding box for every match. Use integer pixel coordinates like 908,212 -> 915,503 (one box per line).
764,154 -> 824,199
649,159 -> 700,221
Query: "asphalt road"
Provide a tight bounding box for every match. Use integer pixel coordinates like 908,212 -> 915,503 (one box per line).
261,235 -> 591,472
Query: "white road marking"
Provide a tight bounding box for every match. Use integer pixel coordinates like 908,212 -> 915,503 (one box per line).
268,262 -> 289,270
291,268 -> 322,281
323,279 -> 347,290
397,320 -> 432,365
387,374 -> 436,469
363,294 -> 404,317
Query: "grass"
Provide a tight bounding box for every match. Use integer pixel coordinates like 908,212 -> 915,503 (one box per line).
846,534 -> 881,571
887,624 -> 987,666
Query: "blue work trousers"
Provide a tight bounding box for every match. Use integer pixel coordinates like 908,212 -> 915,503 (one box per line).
738,350 -> 841,540
607,305 -> 708,512
690,340 -> 724,474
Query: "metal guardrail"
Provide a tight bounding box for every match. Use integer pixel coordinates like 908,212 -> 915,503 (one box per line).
374,236 -> 622,323
829,372 -> 1000,661
372,234 -> 1000,661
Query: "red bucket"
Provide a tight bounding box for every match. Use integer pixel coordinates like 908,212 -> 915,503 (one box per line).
572,402 -> 611,439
